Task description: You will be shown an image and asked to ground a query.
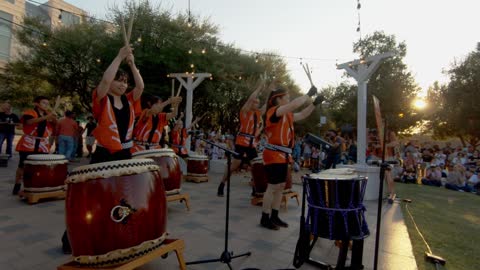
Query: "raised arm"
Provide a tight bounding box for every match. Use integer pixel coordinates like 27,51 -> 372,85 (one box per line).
241,79 -> 265,112
165,97 -> 183,121
96,46 -> 132,102
126,53 -> 144,101
276,95 -> 310,117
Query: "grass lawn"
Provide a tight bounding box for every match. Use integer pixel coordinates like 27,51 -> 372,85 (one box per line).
396,183 -> 480,270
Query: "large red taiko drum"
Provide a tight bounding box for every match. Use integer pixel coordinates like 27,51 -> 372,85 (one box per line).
23,154 -> 68,193
132,148 -> 182,195
187,155 -> 209,177
65,159 -> 167,267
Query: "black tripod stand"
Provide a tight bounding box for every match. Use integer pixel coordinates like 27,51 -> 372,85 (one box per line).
186,135 -> 251,269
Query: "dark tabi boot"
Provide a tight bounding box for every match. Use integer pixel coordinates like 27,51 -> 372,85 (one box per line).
260,212 -> 279,230
12,183 -> 21,195
271,209 -> 288,228
217,182 -> 225,197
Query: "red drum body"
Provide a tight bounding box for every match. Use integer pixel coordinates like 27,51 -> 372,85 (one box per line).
23,154 -> 68,193
133,149 -> 182,195
65,159 -> 167,267
304,168 -> 369,240
251,155 -> 293,196
251,156 -> 267,195
187,155 -> 209,177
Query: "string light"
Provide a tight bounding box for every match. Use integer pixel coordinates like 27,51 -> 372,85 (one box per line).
238,76 -> 242,80
201,48 -> 206,54
190,63 -> 195,68
137,36 -> 142,42
188,49 -> 192,54
209,76 -> 213,80
42,42 -> 47,47
96,58 -> 101,63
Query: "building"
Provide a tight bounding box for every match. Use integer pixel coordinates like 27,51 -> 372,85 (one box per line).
0,0 -> 86,66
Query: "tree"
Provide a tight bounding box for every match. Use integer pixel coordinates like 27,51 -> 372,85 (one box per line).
353,31 -> 421,133
428,44 -> 480,148
0,0 -> 306,134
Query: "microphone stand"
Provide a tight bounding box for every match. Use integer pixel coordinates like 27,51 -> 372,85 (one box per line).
373,117 -> 388,270
186,134 -> 251,269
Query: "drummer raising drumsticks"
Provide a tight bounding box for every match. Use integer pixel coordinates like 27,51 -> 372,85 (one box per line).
260,75 -> 324,230
12,96 -> 58,196
62,14 -> 143,254
217,77 -> 270,197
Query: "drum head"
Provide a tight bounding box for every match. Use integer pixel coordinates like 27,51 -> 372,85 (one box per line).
132,148 -> 176,158
24,154 -> 68,165
188,155 -> 208,161
308,168 -> 366,180
252,156 -> 263,164
66,159 -> 159,184
27,154 -> 67,161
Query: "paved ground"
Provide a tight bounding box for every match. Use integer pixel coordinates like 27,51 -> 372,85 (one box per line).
0,153 -> 417,270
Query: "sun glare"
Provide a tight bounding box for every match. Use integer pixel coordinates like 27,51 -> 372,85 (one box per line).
413,99 -> 427,110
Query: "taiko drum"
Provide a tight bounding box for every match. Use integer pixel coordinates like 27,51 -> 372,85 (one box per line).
23,154 -> 68,193
65,159 -> 167,267
132,148 -> 182,195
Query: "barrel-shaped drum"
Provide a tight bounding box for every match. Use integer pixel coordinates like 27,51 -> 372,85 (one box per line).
251,155 -> 293,196
132,149 -> 182,195
187,155 -> 209,177
305,168 -> 369,240
65,159 -> 167,267
23,154 -> 68,193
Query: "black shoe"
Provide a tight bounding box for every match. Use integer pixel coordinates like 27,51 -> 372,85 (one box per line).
260,212 -> 279,230
217,182 -> 225,197
271,209 -> 288,228
12,183 -> 21,195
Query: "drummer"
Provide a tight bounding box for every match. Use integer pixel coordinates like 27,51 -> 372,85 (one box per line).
62,45 -> 143,254
131,95 -> 182,153
217,80 -> 268,197
170,112 -> 204,158
260,86 -> 323,230
89,45 -> 143,164
12,96 -> 57,196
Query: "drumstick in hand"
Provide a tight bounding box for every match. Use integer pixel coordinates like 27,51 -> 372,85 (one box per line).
120,15 -> 129,47
52,95 -> 61,114
176,84 -> 182,97
126,9 -> 135,43
301,63 -> 314,86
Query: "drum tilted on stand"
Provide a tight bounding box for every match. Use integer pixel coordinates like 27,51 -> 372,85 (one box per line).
23,154 -> 68,193
65,159 -> 167,267
132,148 -> 182,195
293,168 -> 369,269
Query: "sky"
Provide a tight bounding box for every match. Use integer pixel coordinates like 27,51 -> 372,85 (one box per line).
56,0 -> 479,95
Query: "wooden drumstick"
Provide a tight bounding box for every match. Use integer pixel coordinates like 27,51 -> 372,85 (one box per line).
120,15 -> 129,46
52,95 -> 61,114
126,10 -> 135,43
301,63 -> 314,86
176,84 -> 182,97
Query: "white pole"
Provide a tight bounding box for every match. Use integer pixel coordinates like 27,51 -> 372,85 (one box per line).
357,81 -> 367,166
